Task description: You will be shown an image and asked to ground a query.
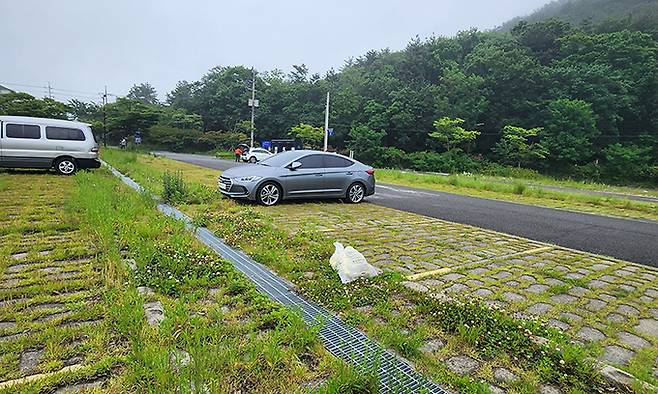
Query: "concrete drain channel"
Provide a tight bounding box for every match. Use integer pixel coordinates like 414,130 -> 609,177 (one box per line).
108,164 -> 447,393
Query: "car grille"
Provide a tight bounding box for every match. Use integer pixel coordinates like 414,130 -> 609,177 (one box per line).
219,176 -> 232,191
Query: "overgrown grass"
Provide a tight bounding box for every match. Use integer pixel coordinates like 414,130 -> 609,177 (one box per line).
377,169 -> 658,221
101,149 -> 621,393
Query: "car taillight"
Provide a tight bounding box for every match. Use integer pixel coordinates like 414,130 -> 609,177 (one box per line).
366,169 -> 375,175
91,147 -> 99,153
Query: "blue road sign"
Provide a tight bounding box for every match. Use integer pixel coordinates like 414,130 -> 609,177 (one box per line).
328,128 -> 334,136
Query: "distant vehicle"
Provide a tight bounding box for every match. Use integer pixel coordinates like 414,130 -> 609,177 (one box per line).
242,147 -> 272,163
219,150 -> 375,206
0,116 -> 100,175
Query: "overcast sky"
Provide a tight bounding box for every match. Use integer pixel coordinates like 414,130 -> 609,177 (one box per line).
0,0 -> 549,102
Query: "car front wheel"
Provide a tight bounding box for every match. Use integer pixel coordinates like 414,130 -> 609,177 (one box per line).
257,182 -> 281,206
347,183 -> 365,203
249,156 -> 258,163
55,158 -> 77,175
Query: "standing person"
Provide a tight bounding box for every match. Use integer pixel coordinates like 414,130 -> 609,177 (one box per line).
234,146 -> 242,162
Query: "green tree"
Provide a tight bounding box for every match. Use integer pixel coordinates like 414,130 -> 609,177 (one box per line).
127,83 -> 159,105
0,92 -> 69,119
197,131 -> 248,151
289,123 -> 324,149
493,125 -> 547,167
602,143 -> 653,180
106,98 -> 160,139
540,99 -> 600,165
428,117 -> 480,152
347,124 -> 386,152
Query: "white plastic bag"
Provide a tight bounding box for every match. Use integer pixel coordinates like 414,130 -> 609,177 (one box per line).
330,242 -> 380,284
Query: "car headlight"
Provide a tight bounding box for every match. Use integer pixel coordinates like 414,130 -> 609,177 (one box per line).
235,176 -> 262,182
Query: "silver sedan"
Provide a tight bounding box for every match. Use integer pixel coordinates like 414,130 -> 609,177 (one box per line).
218,150 -> 375,206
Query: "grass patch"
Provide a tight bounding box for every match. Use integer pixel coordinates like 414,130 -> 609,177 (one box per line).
376,169 -> 658,221
100,149 -> 625,393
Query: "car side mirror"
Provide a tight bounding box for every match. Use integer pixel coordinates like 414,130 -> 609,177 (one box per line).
289,161 -> 302,170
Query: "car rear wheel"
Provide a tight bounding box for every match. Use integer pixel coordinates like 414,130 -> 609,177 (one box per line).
249,156 -> 258,163
347,183 -> 365,203
55,158 -> 77,175
257,182 -> 281,206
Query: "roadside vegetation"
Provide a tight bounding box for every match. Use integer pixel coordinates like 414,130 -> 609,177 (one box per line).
1,168 -> 377,393
377,169 -> 658,221
103,149 -> 634,393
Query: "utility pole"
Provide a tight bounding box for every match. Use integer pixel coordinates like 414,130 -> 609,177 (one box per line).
249,68 -> 256,148
47,82 -> 52,99
102,86 -> 108,147
323,92 -> 330,151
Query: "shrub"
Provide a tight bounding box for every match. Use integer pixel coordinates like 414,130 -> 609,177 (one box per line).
481,162 -> 542,179
147,124 -> 203,152
162,171 -> 187,204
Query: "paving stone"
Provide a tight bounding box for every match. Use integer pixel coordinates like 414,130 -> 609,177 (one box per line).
618,332 -> 650,350
606,313 -> 627,324
588,279 -> 609,289
539,384 -> 562,394
10,252 -> 28,260
601,345 -> 635,365
485,300 -> 507,309
586,299 -> 607,311
568,286 -> 588,296
401,281 -> 429,293
547,319 -> 570,331
445,283 -> 468,293
617,284 -> 636,293
466,279 -> 484,287
599,275 -> 619,282
526,284 -> 549,294
488,385 -> 506,394
550,294 -> 577,304
650,308 -> 658,318
55,378 -> 106,393
20,349 -> 44,373
419,279 -> 443,287
169,348 -> 192,371
494,271 -> 512,279
419,338 -> 444,354
502,292 -> 525,302
467,267 -> 488,275
473,288 -> 493,298
493,367 -> 517,384
616,304 -> 639,316
527,303 -> 552,315
645,288 -> 658,298
634,319 -> 658,337
505,280 -> 519,287
545,278 -> 565,286
590,263 -> 611,271
642,273 -> 657,281
519,275 -> 535,282
576,326 -> 605,342
0,321 -> 17,330
144,301 -> 165,327
445,355 -> 479,375
441,273 -> 465,281
564,272 -> 584,280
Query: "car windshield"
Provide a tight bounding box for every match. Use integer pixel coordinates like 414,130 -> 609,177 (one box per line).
258,151 -> 301,167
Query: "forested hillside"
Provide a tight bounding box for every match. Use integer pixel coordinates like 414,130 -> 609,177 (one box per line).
498,0 -> 658,36
2,17 -> 657,184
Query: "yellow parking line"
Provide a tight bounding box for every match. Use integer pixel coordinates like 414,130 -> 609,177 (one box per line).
407,267 -> 452,281
405,246 -> 554,281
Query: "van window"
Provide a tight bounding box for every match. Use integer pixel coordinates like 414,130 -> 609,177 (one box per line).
5,124 -> 41,139
46,127 -> 86,141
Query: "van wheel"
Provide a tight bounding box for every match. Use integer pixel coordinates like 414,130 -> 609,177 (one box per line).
249,156 -> 258,163
55,158 -> 77,175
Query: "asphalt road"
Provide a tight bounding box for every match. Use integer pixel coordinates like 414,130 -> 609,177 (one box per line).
153,151 -> 658,267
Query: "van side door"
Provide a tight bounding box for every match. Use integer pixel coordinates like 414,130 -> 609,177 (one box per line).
3,123 -> 50,168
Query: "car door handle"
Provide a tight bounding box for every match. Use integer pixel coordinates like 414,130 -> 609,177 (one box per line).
346,172 -> 353,175
315,174 -> 323,177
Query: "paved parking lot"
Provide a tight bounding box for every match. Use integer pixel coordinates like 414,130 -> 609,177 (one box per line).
261,201 -> 658,377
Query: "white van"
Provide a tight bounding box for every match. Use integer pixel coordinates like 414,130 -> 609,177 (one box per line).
0,116 -> 100,175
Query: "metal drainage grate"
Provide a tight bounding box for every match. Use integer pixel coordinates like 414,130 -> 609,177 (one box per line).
108,164 -> 447,393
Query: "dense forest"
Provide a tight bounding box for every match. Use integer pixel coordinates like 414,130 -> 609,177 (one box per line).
499,0 -> 658,37
1,7 -> 657,184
